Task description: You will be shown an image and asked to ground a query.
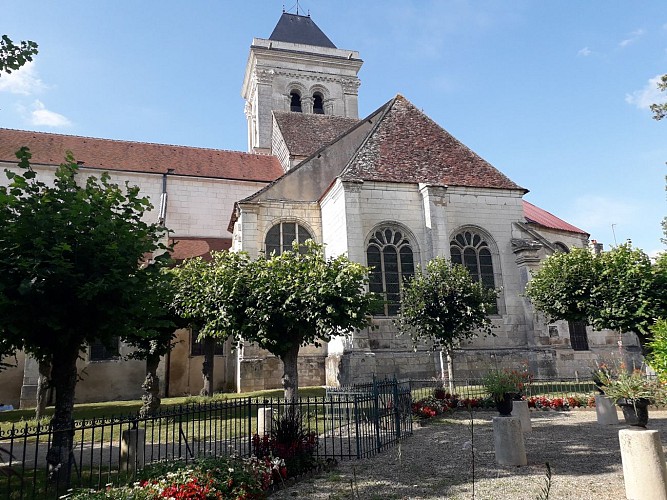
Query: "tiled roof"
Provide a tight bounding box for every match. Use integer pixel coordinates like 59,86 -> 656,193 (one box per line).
523,200 -> 588,235
169,237 -> 231,261
340,95 -> 526,191
269,13 -> 336,48
0,128 -> 283,182
273,111 -> 359,157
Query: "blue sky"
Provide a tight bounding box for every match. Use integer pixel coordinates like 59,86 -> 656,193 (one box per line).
1,1 -> 666,256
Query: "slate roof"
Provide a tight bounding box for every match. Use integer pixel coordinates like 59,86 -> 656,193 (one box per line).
269,13 -> 336,48
273,111 -> 359,157
523,200 -> 588,235
340,95 -> 526,191
0,128 -> 283,182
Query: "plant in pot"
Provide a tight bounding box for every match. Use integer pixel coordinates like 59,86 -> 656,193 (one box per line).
482,369 -> 526,416
593,368 -> 665,427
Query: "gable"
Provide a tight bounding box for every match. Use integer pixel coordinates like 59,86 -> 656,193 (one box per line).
341,95 -> 526,192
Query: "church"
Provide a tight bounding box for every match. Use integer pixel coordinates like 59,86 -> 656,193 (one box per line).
0,13 -> 640,407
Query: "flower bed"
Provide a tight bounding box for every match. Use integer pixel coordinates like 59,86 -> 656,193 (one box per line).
412,391 -> 596,421
68,455 -> 287,499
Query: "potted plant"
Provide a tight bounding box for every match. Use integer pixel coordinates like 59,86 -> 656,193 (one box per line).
482,369 -> 527,416
593,368 -> 665,427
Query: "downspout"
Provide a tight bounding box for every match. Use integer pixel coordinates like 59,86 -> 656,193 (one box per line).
160,169 -> 174,396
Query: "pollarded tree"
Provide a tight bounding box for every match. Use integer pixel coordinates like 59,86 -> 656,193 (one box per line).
395,257 -> 498,386
125,265 -> 185,417
240,241 -> 378,401
525,243 -> 663,353
523,246 -> 598,324
0,148 -> 170,478
170,251 -> 251,397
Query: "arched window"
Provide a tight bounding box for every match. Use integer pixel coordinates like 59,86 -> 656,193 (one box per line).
313,92 -> 324,114
553,242 -> 570,253
367,227 -> 415,316
450,229 -> 498,312
265,222 -> 313,256
290,91 -> 302,112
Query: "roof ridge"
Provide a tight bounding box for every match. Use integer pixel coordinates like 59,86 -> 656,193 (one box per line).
0,128 -> 271,157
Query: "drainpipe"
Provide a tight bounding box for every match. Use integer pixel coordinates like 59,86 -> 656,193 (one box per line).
159,169 -> 174,397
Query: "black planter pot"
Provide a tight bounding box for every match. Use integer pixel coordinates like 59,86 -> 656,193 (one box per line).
617,398 -> 651,427
494,394 -> 513,416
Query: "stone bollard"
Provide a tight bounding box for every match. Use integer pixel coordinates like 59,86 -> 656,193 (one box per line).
511,400 -> 532,433
120,427 -> 146,473
595,395 -> 619,425
619,429 -> 667,500
492,416 -> 527,466
257,407 -> 274,436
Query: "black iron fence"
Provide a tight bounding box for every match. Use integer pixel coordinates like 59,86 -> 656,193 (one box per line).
408,377 -> 599,402
0,382 -> 413,499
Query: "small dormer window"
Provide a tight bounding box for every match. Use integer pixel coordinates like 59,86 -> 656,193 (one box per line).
313,92 -> 324,114
290,91 -> 302,112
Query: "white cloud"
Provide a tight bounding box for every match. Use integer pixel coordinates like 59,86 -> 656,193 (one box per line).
625,74 -> 667,110
619,28 -> 645,47
28,100 -> 71,127
0,61 -> 46,95
577,47 -> 591,57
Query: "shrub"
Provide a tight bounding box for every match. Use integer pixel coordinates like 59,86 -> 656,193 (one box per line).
252,407 -> 319,478
68,455 -> 284,499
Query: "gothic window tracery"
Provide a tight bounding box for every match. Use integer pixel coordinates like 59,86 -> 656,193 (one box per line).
450,229 -> 499,313
366,227 -> 415,316
265,221 -> 313,256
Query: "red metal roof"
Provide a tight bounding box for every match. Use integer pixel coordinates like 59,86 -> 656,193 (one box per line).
0,128 -> 283,182
523,200 -> 588,235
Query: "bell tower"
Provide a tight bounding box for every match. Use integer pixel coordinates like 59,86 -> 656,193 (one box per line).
241,12 -> 363,154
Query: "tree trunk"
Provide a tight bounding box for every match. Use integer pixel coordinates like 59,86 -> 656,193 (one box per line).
46,347 -> 79,488
280,344 -> 300,401
140,353 -> 161,418
200,336 -> 215,397
446,349 -> 455,395
36,359 -> 52,420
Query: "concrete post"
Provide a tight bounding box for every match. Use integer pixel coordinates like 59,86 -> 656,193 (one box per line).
619,429 -> 667,500
257,407 -> 273,436
511,400 -> 532,433
492,416 -> 527,466
595,395 -> 619,425
120,428 -> 146,473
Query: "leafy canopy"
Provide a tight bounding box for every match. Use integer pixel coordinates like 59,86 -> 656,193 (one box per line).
395,257 -> 498,351
239,241 -> 377,358
171,250 -> 251,344
0,147 -> 171,360
525,243 -> 664,348
0,35 -> 38,75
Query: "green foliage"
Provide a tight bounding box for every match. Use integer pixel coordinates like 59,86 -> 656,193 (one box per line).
395,257 -> 498,351
647,319 -> 667,380
0,35 -> 38,75
524,247 -> 596,324
0,147 -> 171,360
240,241 -> 377,357
593,368 -> 665,404
171,241 -> 376,399
481,369 -> 528,399
650,74 -> 667,121
525,243 -> 664,349
171,250 -> 250,343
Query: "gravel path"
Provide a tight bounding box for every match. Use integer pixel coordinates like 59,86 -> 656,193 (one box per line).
270,408 -> 667,500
